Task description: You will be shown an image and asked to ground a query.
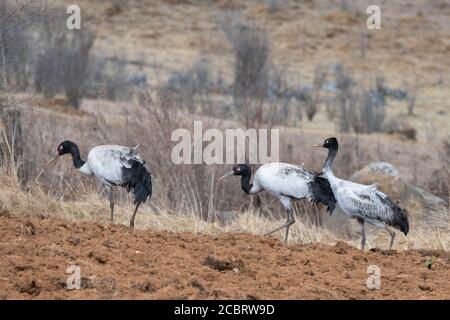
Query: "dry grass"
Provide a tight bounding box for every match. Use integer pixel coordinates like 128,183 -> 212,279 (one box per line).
0,167 -> 448,251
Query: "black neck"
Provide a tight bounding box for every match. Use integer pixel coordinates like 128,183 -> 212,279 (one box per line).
70,144 -> 85,169
323,146 -> 338,172
241,173 -> 253,194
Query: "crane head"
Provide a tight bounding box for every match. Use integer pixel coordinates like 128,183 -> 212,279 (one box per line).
34,140 -> 76,186
312,137 -> 338,150
217,164 -> 251,182
56,140 -> 77,158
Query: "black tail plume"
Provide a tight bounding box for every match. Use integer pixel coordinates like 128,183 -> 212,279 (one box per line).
309,175 -> 336,215
122,161 -> 152,204
376,194 -> 409,235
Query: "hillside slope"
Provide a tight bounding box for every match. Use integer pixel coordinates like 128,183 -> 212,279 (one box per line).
0,213 -> 449,299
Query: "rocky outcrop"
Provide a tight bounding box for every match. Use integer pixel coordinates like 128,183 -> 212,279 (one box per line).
351,162 -> 407,200
350,162 -> 446,208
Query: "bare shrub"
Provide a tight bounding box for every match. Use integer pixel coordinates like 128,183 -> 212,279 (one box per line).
34,49 -> 61,98
0,2 -> 46,185
0,2 -> 41,90
406,94 -> 416,116
403,79 -> 418,115
266,0 -> 279,14
162,57 -> 214,115
34,14 -> 95,108
61,32 -> 94,108
303,65 -> 325,121
85,57 -> 136,101
332,64 -> 354,132
427,136 -> 450,206
352,89 -> 386,134
266,66 -> 301,126
224,20 -> 269,127
331,67 -> 388,134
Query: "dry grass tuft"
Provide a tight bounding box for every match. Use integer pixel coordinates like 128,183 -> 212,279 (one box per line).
0,168 -> 448,251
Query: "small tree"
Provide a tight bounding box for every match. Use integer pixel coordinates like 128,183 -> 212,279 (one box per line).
225,21 -> 269,128
34,14 -> 95,109
61,31 -> 94,108
333,64 -> 354,132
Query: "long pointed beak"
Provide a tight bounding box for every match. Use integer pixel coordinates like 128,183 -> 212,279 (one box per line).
33,156 -> 59,186
312,143 -> 323,148
48,155 -> 59,166
217,171 -> 234,182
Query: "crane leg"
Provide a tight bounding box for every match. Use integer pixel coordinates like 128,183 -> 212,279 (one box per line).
385,226 -> 396,250
284,208 -> 295,243
357,218 -> 366,251
129,202 -> 141,229
264,208 -> 295,243
108,188 -> 114,223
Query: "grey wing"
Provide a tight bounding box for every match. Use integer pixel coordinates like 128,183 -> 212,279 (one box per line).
112,146 -> 145,168
278,164 -> 315,182
342,187 -> 395,224
88,146 -> 145,185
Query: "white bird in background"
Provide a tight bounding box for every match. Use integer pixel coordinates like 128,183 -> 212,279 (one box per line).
312,137 -> 409,251
54,140 -> 152,229
218,163 -> 336,242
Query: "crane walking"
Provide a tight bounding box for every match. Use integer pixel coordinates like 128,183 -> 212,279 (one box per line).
313,137 -> 409,250
54,140 -> 152,229
218,163 -> 336,242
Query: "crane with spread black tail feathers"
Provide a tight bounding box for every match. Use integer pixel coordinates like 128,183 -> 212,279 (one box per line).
53,141 -> 152,229
312,137 -> 409,251
218,163 -> 336,242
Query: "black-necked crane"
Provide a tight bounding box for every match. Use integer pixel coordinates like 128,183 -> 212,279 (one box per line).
312,137 -> 409,251
53,140 -> 152,229
218,163 -> 336,242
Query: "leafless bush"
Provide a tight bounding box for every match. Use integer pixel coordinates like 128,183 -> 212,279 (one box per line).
34,14 -> 95,108
162,57 -> 215,115
61,32 -> 94,108
332,64 -> 354,132
34,49 -> 60,98
266,0 -> 285,14
224,20 -> 269,127
403,80 -> 418,116
428,136 -> 450,206
85,57 -> 136,101
331,67 -> 389,134
339,0 -> 351,11
303,65 -> 325,121
406,94 -> 416,116
265,67 -> 300,126
352,89 -> 386,134
0,2 -> 47,185
0,2 -> 41,90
